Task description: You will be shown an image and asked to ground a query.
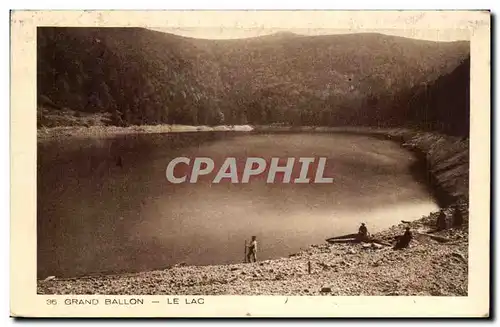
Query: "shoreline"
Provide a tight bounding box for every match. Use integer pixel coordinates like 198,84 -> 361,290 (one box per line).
36,124 -> 430,142
37,215 -> 468,295
37,127 -> 469,295
36,124 -> 255,142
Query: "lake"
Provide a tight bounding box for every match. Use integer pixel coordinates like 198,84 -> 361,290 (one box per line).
37,132 -> 439,278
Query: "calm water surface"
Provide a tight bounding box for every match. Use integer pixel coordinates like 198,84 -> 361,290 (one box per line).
37,132 -> 438,277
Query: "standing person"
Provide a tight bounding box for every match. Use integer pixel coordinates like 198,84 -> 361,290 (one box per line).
247,236 -> 258,263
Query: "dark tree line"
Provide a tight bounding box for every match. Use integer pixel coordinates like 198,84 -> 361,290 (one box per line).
37,27 -> 470,137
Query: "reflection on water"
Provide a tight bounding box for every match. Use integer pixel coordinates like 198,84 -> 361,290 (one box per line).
37,132 -> 438,277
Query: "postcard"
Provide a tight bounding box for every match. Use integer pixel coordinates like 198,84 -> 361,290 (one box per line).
10,10 -> 490,317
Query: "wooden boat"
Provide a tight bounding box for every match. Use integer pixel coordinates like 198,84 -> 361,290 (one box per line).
325,238 -> 359,244
326,233 -> 392,247
325,233 -> 359,242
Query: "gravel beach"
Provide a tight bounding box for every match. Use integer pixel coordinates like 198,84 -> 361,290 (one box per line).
37,212 -> 468,296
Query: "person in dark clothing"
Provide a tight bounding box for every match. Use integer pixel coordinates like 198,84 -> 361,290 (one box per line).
394,227 -> 413,249
403,227 -> 412,240
436,209 -> 447,231
452,205 -> 464,227
358,223 -> 368,241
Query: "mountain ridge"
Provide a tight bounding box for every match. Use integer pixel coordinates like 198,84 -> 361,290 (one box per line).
37,27 -> 470,135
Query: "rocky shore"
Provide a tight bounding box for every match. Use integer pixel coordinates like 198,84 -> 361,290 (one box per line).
37,213 -> 468,296
37,124 -> 254,142
37,128 -> 469,296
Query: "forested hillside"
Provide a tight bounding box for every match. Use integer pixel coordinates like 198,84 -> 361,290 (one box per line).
37,27 -> 470,135
396,57 -> 470,136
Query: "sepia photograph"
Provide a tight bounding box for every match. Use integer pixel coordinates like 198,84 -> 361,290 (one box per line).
10,10 -> 490,317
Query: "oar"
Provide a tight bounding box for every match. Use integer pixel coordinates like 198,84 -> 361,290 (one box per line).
244,240 -> 247,263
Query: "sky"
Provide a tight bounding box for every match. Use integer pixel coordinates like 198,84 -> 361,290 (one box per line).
150,27 -> 471,42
